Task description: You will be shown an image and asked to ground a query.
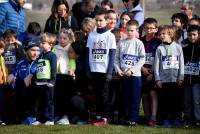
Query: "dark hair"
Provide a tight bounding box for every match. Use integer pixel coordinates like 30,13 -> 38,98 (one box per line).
27,22 -> 41,36
82,0 -> 96,5
101,0 -> 113,9
74,31 -> 85,43
187,25 -> 200,33
189,18 -> 200,25
144,17 -> 158,27
3,29 -> 17,39
126,20 -> 139,28
71,41 -> 82,56
51,0 -> 69,21
171,13 -> 188,29
95,9 -> 108,19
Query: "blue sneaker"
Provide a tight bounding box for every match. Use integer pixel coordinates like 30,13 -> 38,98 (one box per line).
162,120 -> 171,128
171,119 -> 182,128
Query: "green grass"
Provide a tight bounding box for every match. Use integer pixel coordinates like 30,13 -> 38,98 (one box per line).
0,125 -> 200,134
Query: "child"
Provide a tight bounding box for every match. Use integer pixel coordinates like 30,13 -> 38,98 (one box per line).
189,18 -> 200,26
86,9 -> 116,125
7,39 -> 40,124
107,9 -> 118,30
3,29 -> 25,74
101,0 -> 113,10
171,13 -> 188,45
183,25 -> 200,127
0,40 -> 7,125
140,18 -> 160,126
18,22 -> 41,46
114,20 -> 145,126
53,28 -> 75,125
154,25 -> 184,127
35,33 -> 57,125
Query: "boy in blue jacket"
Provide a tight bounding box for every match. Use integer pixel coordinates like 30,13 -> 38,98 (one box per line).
7,39 -> 40,124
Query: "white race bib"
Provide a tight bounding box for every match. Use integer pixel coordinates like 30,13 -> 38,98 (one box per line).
92,49 -> 107,62
4,52 -> 16,64
162,55 -> 179,69
145,53 -> 154,65
122,54 -> 139,68
184,62 -> 199,75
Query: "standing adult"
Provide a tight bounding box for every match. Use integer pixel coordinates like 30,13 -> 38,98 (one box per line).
181,1 -> 199,20
44,0 -> 78,34
122,0 -> 144,26
72,0 -> 97,28
0,0 -> 26,37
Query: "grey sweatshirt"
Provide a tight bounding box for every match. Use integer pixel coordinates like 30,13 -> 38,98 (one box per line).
154,42 -> 184,83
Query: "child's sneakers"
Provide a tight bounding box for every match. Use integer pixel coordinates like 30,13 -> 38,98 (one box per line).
56,117 -> 70,125
148,120 -> 156,127
126,121 -> 137,127
31,121 -> 41,126
0,120 -> 6,126
88,117 -> 108,126
195,121 -> 200,127
44,121 -> 54,125
162,120 -> 171,128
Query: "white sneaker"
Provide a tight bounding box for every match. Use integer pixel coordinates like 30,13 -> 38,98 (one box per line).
56,117 -> 70,125
31,121 -> 41,125
44,121 -> 54,125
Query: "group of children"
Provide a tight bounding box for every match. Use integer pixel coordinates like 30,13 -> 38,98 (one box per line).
0,7 -> 199,128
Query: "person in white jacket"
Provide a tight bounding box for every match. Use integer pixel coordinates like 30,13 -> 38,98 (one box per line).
115,20 -> 145,125
53,28 -> 75,125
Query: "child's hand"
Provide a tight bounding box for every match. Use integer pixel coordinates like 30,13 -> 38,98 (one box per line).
47,83 -> 54,88
7,74 -> 15,84
156,80 -> 162,88
177,80 -> 183,86
117,70 -> 124,77
142,67 -> 151,76
125,69 -> 133,77
24,74 -> 33,87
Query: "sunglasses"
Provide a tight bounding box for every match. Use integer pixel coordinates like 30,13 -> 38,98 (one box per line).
122,0 -> 129,2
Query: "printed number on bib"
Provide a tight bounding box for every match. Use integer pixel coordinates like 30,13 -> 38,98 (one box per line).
92,49 -> 107,62
4,52 -> 16,64
184,62 -> 199,75
123,54 -> 139,68
145,53 -> 154,65
36,60 -> 51,79
162,55 -> 179,69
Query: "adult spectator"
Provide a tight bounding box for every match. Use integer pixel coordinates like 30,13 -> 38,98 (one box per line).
181,1 -> 199,20
101,0 -> 113,11
44,0 -> 78,34
0,0 -> 26,37
122,0 -> 144,26
72,0 -> 97,28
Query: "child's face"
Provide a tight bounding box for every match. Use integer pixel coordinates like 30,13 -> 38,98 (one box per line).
26,46 -> 40,61
159,31 -> 172,43
101,4 -> 111,10
95,14 -> 108,29
115,32 -> 122,42
5,35 -> 16,44
59,33 -> 70,47
40,41 -> 51,51
121,14 -> 130,27
144,23 -> 157,35
188,31 -> 199,44
68,46 -> 77,59
0,48 -> 4,55
126,25 -> 138,39
172,18 -> 182,28
107,13 -> 117,29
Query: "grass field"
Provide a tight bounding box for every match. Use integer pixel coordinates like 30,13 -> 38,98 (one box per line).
0,124 -> 200,134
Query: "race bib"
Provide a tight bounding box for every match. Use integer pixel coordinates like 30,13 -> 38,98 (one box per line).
185,62 -> 199,75
92,49 -> 107,62
36,59 -> 51,79
4,52 -> 16,64
162,55 -> 179,69
145,53 -> 154,65
122,54 -> 139,68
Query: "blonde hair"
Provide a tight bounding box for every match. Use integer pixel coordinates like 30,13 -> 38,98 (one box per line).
158,25 -> 176,41
59,28 -> 75,43
0,39 -> 5,49
40,33 -> 57,46
81,17 -> 96,33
